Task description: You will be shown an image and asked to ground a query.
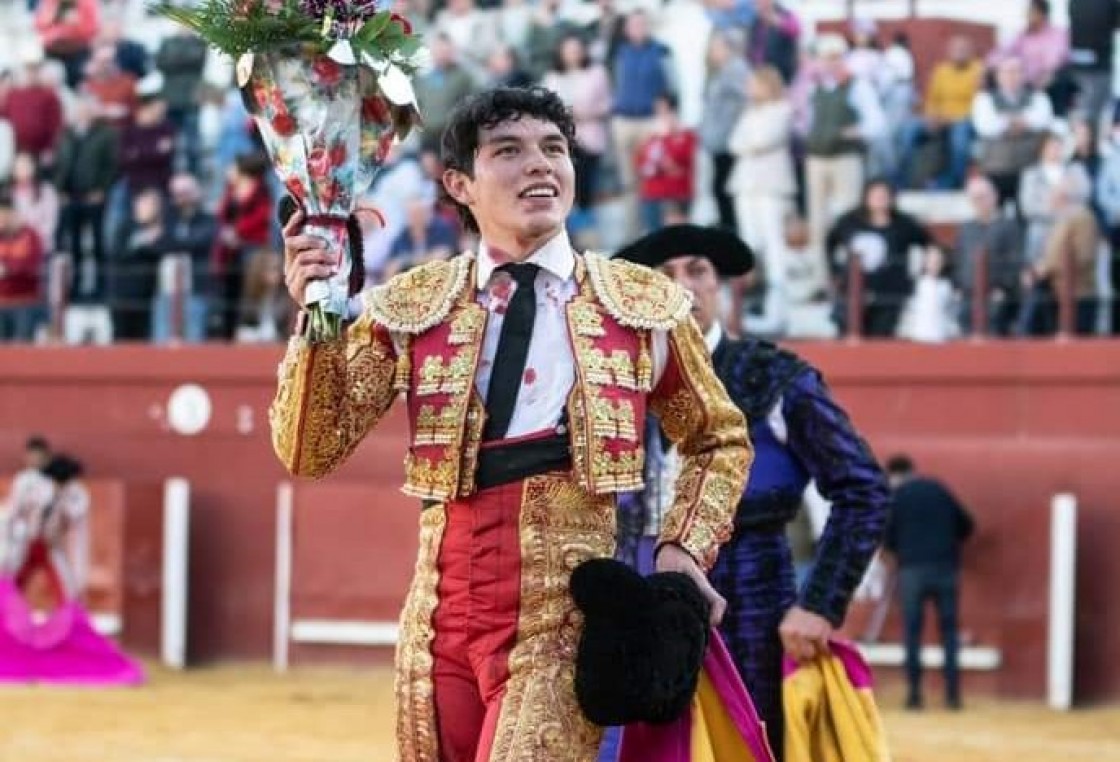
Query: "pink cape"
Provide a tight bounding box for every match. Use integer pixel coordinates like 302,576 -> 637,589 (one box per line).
0,576 -> 145,685
617,632 -> 776,762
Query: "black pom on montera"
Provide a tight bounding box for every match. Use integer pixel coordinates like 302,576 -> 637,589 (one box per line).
276,195 -> 366,297
571,558 -> 711,727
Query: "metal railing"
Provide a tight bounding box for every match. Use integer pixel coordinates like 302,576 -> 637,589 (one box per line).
840,244 -> 1099,341
39,251 -> 206,345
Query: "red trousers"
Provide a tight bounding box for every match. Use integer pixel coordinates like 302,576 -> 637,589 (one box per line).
15,539 -> 65,605
398,473 -> 611,762
431,480 -> 523,761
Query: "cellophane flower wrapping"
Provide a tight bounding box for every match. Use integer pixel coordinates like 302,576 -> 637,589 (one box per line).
243,47 -> 415,340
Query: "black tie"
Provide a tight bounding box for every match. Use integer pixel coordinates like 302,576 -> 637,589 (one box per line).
483,263 -> 540,441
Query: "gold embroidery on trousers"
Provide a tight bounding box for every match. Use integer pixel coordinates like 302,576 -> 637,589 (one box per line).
395,504 -> 446,762
487,476 -> 613,761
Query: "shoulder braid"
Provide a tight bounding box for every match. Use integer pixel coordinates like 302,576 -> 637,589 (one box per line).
364,253 -> 475,334
583,252 -> 693,331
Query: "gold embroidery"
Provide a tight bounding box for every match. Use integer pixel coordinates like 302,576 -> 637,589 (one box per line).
591,449 -> 645,492
564,290 -> 648,496
414,404 -> 460,446
406,302 -> 488,500
636,331 -> 652,392
488,476 -> 612,761
395,504 -> 447,762
269,313 -> 399,479
650,319 -> 752,569
393,334 -> 413,392
457,394 -> 486,496
583,252 -> 692,330
448,307 -> 486,345
416,350 -> 475,396
565,387 -> 592,491
416,356 -> 442,396
588,394 -> 638,442
402,453 -> 459,500
582,347 -> 641,390
366,254 -> 474,334
568,301 -> 606,337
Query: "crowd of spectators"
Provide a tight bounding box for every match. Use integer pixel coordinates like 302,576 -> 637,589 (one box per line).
0,0 -> 1117,344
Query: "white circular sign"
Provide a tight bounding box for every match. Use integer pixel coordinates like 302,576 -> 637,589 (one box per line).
167,384 -> 212,436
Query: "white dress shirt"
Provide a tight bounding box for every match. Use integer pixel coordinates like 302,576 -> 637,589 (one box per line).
474,231 -> 669,438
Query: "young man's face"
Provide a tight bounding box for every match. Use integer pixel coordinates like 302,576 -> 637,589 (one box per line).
658,255 -> 721,334
444,116 -> 575,254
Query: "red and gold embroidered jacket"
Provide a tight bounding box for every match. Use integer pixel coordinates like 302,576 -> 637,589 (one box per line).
269,251 -> 751,568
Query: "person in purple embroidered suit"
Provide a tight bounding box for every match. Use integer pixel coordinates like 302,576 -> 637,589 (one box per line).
610,224 -> 890,760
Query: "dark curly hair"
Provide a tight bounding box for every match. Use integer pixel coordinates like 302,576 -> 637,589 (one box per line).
439,86 -> 578,233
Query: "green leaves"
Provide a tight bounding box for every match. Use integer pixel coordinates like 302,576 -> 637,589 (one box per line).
350,10 -> 424,73
150,0 -> 322,57
396,36 -> 423,58
355,11 -> 393,44
150,0 -> 423,71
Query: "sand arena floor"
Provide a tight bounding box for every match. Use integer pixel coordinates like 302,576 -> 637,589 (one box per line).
0,664 -> 1118,762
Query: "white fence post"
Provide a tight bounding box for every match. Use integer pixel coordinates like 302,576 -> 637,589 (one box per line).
1048,493 -> 1077,711
273,482 -> 294,673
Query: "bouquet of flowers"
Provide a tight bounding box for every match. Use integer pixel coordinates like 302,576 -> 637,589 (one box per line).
155,0 -> 424,341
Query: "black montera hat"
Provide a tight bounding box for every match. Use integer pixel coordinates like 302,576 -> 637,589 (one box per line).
571,558 -> 710,727
612,224 -> 754,278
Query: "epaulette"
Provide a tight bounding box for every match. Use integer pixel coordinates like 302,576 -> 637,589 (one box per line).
364,253 -> 474,334
583,251 -> 692,331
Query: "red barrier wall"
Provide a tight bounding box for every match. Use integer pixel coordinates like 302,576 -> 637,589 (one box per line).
1,341 -> 1117,700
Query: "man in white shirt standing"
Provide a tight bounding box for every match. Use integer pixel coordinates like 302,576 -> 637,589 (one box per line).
274,86 -> 752,761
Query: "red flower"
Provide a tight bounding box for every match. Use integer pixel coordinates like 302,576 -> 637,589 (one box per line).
390,13 -> 412,34
361,96 -> 390,125
329,143 -> 348,167
375,131 -> 395,163
285,178 -> 307,200
308,146 -> 331,178
523,368 -> 537,385
270,112 -> 297,137
312,57 -> 343,87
